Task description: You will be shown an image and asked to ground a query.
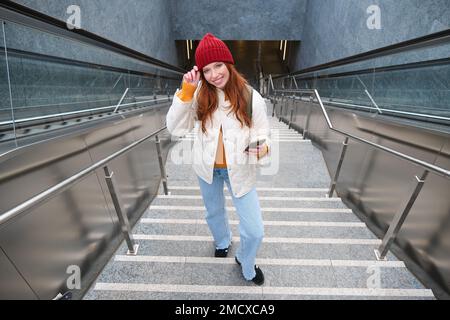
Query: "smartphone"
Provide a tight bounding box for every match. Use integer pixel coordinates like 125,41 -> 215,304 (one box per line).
245,139 -> 266,152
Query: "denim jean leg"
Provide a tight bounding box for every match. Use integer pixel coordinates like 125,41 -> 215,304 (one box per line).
224,175 -> 264,280
197,170 -> 232,250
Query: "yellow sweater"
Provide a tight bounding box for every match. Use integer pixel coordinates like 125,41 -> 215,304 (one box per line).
177,81 -> 227,168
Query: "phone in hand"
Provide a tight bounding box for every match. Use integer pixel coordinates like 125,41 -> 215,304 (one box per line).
245,139 -> 266,152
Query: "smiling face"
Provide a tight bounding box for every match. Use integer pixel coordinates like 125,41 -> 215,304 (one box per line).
202,62 -> 230,89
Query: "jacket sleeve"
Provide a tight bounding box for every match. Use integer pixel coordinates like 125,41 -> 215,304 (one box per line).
250,90 -> 272,166
166,85 -> 199,137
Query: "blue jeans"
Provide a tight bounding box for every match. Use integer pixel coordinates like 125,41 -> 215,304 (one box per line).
197,168 -> 264,280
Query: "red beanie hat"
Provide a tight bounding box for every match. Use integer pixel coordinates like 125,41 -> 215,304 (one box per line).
195,33 -> 234,71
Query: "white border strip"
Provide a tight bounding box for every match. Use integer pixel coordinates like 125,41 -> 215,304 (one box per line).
184,132 -> 301,135
182,138 -> 305,141
139,218 -> 365,228
156,195 -> 341,202
148,205 -> 352,213
178,139 -> 311,142
165,186 -> 329,192
182,135 -> 303,138
94,283 -> 263,294
93,283 -> 434,297
132,234 -> 381,245
114,255 -> 406,268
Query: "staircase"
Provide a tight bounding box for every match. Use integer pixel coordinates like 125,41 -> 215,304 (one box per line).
84,100 -> 435,300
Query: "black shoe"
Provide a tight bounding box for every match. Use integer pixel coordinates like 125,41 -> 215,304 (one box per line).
215,243 -> 231,258
235,257 -> 265,286
252,266 -> 265,286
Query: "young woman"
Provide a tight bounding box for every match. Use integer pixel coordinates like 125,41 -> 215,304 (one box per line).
166,33 -> 271,285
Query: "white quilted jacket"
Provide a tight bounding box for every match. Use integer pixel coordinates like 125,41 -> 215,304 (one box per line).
166,81 -> 271,198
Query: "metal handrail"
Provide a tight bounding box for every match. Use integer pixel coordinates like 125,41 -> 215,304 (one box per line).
273,88 -> 450,123
0,97 -> 171,126
272,89 -> 450,179
0,125 -> 169,254
273,28 -> 450,79
114,88 -> 130,113
323,99 -> 450,121
0,125 -> 167,225
269,75 -> 275,91
271,89 -> 450,261
355,75 -> 382,114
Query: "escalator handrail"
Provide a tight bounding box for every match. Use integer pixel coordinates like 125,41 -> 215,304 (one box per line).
0,125 -> 167,228
271,89 -> 450,179
272,28 -> 450,79
0,97 -> 170,126
274,89 -> 450,122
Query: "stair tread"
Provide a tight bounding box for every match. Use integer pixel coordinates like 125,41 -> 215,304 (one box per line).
84,114 -> 435,299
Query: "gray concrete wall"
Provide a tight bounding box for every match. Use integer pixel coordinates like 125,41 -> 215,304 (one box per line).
2,0 -> 181,117
11,0 -> 179,66
15,0 -> 449,72
169,0 -> 307,40
297,0 -> 450,70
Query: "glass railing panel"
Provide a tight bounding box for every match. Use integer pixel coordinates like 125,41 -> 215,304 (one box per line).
0,19 -> 17,153
312,74 -> 378,113
0,19 -> 182,155
299,35 -> 450,79
371,61 -> 450,120
288,34 -> 450,125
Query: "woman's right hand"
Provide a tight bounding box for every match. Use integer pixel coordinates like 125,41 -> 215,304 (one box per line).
183,66 -> 200,86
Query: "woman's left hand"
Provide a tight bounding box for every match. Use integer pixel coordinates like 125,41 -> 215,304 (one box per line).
246,143 -> 269,160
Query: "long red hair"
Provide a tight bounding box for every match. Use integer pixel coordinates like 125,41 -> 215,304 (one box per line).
197,63 -> 252,134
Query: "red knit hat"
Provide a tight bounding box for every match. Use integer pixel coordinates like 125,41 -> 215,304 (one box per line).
195,33 -> 234,71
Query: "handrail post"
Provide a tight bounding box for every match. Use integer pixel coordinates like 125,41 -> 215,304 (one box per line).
288,95 -> 295,129
288,108 -> 294,129
103,165 -> 139,255
272,98 -> 276,117
155,134 -> 169,195
303,94 -> 316,140
328,137 -> 349,197
279,99 -> 284,122
364,89 -> 383,114
292,76 -> 299,89
114,88 -> 129,113
375,170 -> 429,260
303,109 -> 310,140
112,74 -> 123,90
269,74 -> 275,97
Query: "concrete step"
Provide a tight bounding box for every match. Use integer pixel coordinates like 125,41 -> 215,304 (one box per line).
178,139 -> 310,143
83,113 -> 435,300
133,219 -> 377,239
85,285 -> 434,300
114,237 -> 392,261
88,260 -> 426,289
84,283 -> 434,301
143,208 -> 362,222
160,186 -> 330,198
85,258 -> 433,300
149,196 -> 349,209
159,185 -> 328,198
90,258 -> 426,290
